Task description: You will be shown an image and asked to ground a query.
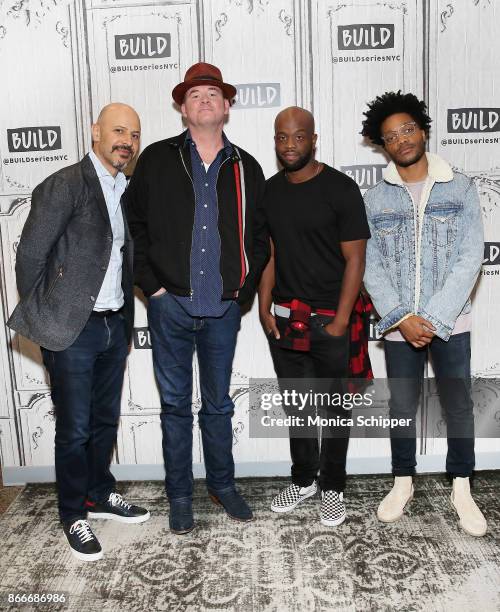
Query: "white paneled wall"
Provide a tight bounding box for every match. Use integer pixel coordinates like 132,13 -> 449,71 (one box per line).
0,0 -> 498,478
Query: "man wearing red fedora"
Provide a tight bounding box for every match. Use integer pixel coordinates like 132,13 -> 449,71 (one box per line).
126,63 -> 268,534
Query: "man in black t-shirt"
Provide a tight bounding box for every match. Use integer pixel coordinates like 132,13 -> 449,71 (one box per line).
258,107 -> 370,527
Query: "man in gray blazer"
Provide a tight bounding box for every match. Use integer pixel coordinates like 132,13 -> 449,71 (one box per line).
8,103 -> 150,561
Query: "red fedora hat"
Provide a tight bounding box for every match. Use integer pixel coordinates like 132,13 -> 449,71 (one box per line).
172,62 -> 237,105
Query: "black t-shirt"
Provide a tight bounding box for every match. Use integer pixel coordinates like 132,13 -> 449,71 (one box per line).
263,164 -> 370,309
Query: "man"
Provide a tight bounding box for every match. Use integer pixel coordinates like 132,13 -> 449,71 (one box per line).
125,63 -> 268,534
258,107 -> 371,526
8,103 -> 150,562
361,91 -> 487,536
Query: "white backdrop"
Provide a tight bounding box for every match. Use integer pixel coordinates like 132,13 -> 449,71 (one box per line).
0,0 -> 498,482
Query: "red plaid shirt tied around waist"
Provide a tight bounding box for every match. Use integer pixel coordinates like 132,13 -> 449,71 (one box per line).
278,294 -> 374,379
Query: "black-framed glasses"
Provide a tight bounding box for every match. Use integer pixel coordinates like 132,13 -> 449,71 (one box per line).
381,121 -> 418,145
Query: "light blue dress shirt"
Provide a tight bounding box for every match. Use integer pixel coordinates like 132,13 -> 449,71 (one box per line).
89,150 -> 127,311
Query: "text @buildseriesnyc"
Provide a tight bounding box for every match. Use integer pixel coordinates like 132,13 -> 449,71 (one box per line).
247,378 -> 500,439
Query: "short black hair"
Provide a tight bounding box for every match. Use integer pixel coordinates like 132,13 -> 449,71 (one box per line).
361,91 -> 432,145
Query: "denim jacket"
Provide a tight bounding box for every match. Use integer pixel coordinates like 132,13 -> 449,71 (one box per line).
363,153 -> 484,341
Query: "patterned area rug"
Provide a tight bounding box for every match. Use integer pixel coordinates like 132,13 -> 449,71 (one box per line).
0,473 -> 499,611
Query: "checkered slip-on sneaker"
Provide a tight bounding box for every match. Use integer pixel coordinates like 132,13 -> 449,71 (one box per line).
320,490 -> 347,527
270,482 -> 317,513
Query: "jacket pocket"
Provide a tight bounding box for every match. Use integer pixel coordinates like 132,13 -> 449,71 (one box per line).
426,202 -> 462,248
45,265 -> 64,299
372,213 -> 405,259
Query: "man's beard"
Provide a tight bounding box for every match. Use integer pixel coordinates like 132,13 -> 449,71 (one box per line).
393,142 -> 426,168
112,145 -> 133,170
276,147 -> 313,172
112,159 -> 129,171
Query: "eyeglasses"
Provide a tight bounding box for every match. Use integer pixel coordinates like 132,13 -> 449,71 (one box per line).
381,121 -> 418,145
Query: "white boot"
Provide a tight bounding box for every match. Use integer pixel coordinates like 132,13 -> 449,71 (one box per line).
450,477 -> 487,537
377,476 -> 414,523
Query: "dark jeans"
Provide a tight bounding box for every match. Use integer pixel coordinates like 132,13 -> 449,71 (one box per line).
147,292 -> 241,501
384,332 -> 475,477
269,314 -> 350,492
41,312 -> 128,523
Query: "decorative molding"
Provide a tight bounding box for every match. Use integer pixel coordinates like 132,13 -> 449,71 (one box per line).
232,421 -> 244,445
4,0 -> 63,27
473,365 -> 500,378
23,373 -> 46,387
329,3 -> 349,13
440,3 -> 454,33
129,420 -> 151,433
279,9 -> 293,37
229,0 -> 270,14
55,20 -> 69,48
25,392 -> 51,410
329,1 -> 406,15
466,172 -> 500,214
0,197 -> 30,217
150,11 -> 182,25
127,399 -> 149,412
31,426 -> 42,450
101,14 -> 121,30
129,419 -> 156,464
214,12 -> 228,41
5,176 -> 30,191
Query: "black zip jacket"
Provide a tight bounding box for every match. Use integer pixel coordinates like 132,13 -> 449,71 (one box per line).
124,131 -> 269,303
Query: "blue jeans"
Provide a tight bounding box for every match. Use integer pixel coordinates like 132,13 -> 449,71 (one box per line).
41,312 -> 128,522
147,292 -> 241,500
384,332 -> 475,477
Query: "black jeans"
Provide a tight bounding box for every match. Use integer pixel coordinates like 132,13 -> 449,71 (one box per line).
269,314 -> 350,492
42,312 -> 128,523
384,332 -> 475,477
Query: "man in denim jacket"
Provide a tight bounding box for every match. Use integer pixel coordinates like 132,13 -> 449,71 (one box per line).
361,91 -> 486,537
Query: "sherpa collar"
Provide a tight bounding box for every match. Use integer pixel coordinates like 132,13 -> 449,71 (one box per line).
383,152 -> 454,185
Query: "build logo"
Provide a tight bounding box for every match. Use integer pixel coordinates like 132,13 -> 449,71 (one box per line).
337,24 -> 394,50
482,242 -> 500,277
447,108 -> 500,133
115,34 -> 171,59
133,327 -> 152,349
232,83 -> 281,109
341,164 -> 385,190
7,127 -> 62,152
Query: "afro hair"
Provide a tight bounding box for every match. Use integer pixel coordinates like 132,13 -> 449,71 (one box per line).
361,91 -> 432,145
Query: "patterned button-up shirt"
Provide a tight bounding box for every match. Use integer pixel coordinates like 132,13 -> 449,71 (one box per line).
173,131 -> 233,317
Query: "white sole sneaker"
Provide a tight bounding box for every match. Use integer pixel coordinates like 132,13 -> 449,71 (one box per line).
320,491 -> 346,527
320,514 -> 347,527
69,547 -> 103,562
87,510 -> 151,523
271,484 -> 317,513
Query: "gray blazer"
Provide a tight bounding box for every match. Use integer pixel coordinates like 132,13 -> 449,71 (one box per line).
7,154 -> 134,351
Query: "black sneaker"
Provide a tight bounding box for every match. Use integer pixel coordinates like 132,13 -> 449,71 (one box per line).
86,493 -> 150,523
63,519 -> 103,561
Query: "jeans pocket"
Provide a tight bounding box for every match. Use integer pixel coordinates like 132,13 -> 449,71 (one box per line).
315,317 -> 347,340
149,290 -> 168,301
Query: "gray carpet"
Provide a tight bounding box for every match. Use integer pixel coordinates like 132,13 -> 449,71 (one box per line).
0,473 -> 499,612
